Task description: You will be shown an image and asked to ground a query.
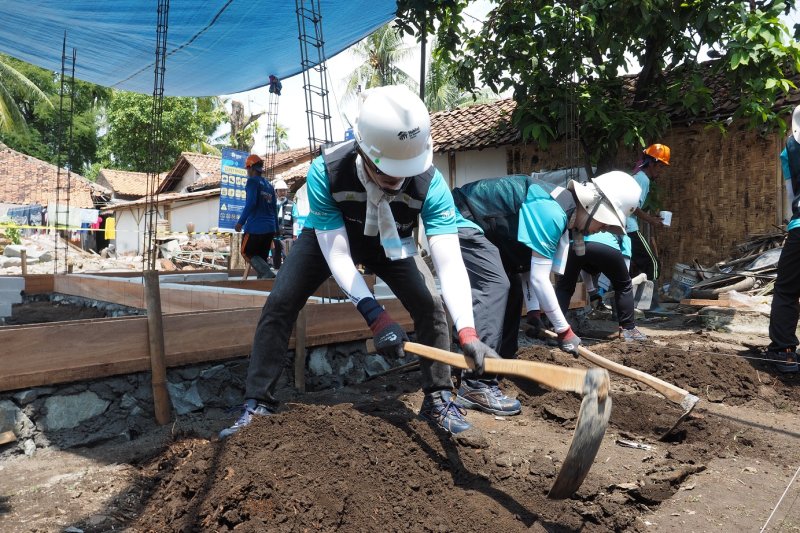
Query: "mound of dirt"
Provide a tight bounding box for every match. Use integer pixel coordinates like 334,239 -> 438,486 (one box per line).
111,333 -> 798,533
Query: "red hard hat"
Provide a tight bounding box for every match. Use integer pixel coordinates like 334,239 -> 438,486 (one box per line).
245,154 -> 263,168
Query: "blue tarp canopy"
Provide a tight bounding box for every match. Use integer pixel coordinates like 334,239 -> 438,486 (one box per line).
0,1 -> 397,96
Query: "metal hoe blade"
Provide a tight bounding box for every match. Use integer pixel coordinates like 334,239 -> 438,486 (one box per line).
660,393 -> 700,440
548,368 -> 612,499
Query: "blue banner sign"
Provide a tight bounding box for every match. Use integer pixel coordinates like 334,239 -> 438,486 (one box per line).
218,148 -> 249,230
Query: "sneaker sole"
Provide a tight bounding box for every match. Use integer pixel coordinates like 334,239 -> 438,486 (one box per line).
455,396 -> 521,416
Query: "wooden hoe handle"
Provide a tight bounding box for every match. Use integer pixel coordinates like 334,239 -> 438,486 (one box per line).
541,330 -> 691,405
404,342 -> 587,394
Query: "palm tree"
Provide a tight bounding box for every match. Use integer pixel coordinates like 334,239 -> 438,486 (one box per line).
275,123 -> 290,151
341,23 -> 418,102
424,42 -> 496,113
0,54 -> 53,133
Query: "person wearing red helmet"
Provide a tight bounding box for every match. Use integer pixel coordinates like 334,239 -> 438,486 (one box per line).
235,154 -> 278,279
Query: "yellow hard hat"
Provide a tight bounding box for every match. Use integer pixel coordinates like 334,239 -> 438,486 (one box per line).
643,144 -> 670,165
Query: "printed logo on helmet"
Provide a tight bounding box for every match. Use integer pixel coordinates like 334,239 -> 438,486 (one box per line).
397,127 -> 421,141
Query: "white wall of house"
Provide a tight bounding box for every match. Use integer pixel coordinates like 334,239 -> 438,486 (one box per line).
433,147 -> 508,189
114,207 -> 146,254
170,196 -> 223,234
172,168 -> 199,193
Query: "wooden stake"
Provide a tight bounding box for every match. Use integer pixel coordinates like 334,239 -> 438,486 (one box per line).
294,306 -> 307,392
144,270 -> 172,425
0,430 -> 16,445
20,250 -> 27,276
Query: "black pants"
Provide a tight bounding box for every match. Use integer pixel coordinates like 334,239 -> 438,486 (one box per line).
244,229 -> 453,407
556,242 -> 635,329
628,230 -> 660,281
272,238 -> 285,269
768,228 -> 800,350
242,232 -> 275,263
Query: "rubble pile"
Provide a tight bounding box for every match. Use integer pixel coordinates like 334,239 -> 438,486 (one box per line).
157,234 -> 230,271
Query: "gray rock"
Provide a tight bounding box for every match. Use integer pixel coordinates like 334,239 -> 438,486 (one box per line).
167,382 -> 204,415
13,388 -> 54,405
22,439 -> 36,456
43,391 -> 110,431
308,347 -> 333,376
173,366 -> 201,381
120,393 -> 138,410
364,355 -> 390,377
2,244 -> 25,258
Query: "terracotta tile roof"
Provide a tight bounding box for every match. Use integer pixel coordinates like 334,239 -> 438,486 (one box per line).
105,188 -> 221,211
96,169 -> 167,199
0,143 -> 109,208
160,152 -> 223,193
431,98 -> 519,153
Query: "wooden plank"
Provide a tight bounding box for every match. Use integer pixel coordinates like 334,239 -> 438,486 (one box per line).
0,430 -> 17,445
0,298 -> 415,392
680,298 -> 745,308
20,274 -> 54,294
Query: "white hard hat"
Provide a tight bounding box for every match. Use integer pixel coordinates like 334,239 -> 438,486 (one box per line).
792,105 -> 800,143
353,85 -> 433,178
273,179 -> 288,190
570,171 -> 642,235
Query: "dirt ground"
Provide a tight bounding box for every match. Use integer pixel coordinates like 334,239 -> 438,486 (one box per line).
1,313 -> 799,532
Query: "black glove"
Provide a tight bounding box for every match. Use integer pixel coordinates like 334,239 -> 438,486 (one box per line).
525,310 -> 546,339
557,326 -> 582,355
458,327 -> 500,375
358,297 -> 408,359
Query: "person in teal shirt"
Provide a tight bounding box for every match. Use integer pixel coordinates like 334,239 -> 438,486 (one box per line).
766,105 -> 800,373
220,86 -> 497,438
450,171 -> 641,416
556,231 -> 645,342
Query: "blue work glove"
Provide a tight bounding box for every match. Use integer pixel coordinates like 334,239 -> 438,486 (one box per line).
458,327 -> 500,375
525,310 -> 546,339
357,298 -> 408,359
557,326 -> 582,355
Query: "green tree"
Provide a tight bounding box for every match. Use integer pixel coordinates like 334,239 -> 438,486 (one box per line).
102,91 -> 225,171
341,23 -> 418,101
424,40 -> 495,113
421,0 -> 800,173
275,123 -> 290,151
0,54 -> 53,134
0,54 -> 110,174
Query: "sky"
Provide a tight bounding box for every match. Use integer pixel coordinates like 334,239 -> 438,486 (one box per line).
225,1 -> 799,154
223,1 -> 494,153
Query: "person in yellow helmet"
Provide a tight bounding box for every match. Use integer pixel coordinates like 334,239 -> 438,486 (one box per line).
627,144 -> 671,313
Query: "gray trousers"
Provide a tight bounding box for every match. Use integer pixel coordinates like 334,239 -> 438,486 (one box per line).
458,227 -> 522,363
245,229 -> 453,407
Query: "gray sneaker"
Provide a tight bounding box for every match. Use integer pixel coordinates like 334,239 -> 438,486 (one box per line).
219,399 -> 273,439
620,327 -> 647,342
456,379 -> 521,416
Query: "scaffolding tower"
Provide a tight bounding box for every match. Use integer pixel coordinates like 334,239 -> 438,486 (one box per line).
295,0 -> 333,154
264,75 -> 281,181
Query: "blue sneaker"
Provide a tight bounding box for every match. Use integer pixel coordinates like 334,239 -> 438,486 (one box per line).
419,390 -> 472,434
456,379 -> 521,416
219,399 -> 273,439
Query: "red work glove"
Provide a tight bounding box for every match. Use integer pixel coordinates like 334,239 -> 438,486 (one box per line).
458,327 -> 500,375
557,326 -> 582,355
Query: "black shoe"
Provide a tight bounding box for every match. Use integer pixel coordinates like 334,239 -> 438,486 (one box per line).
765,348 -> 799,373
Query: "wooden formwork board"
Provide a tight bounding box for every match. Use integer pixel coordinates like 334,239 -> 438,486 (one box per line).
15,274 -> 54,295
0,299 -> 413,393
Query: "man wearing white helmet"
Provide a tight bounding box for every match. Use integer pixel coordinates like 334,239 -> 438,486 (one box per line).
449,172 -> 641,416
220,85 -> 497,438
766,105 -> 800,373
271,179 -> 293,269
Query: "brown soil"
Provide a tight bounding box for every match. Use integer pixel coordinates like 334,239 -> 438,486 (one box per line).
2,320 -> 799,532
3,300 -> 107,326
